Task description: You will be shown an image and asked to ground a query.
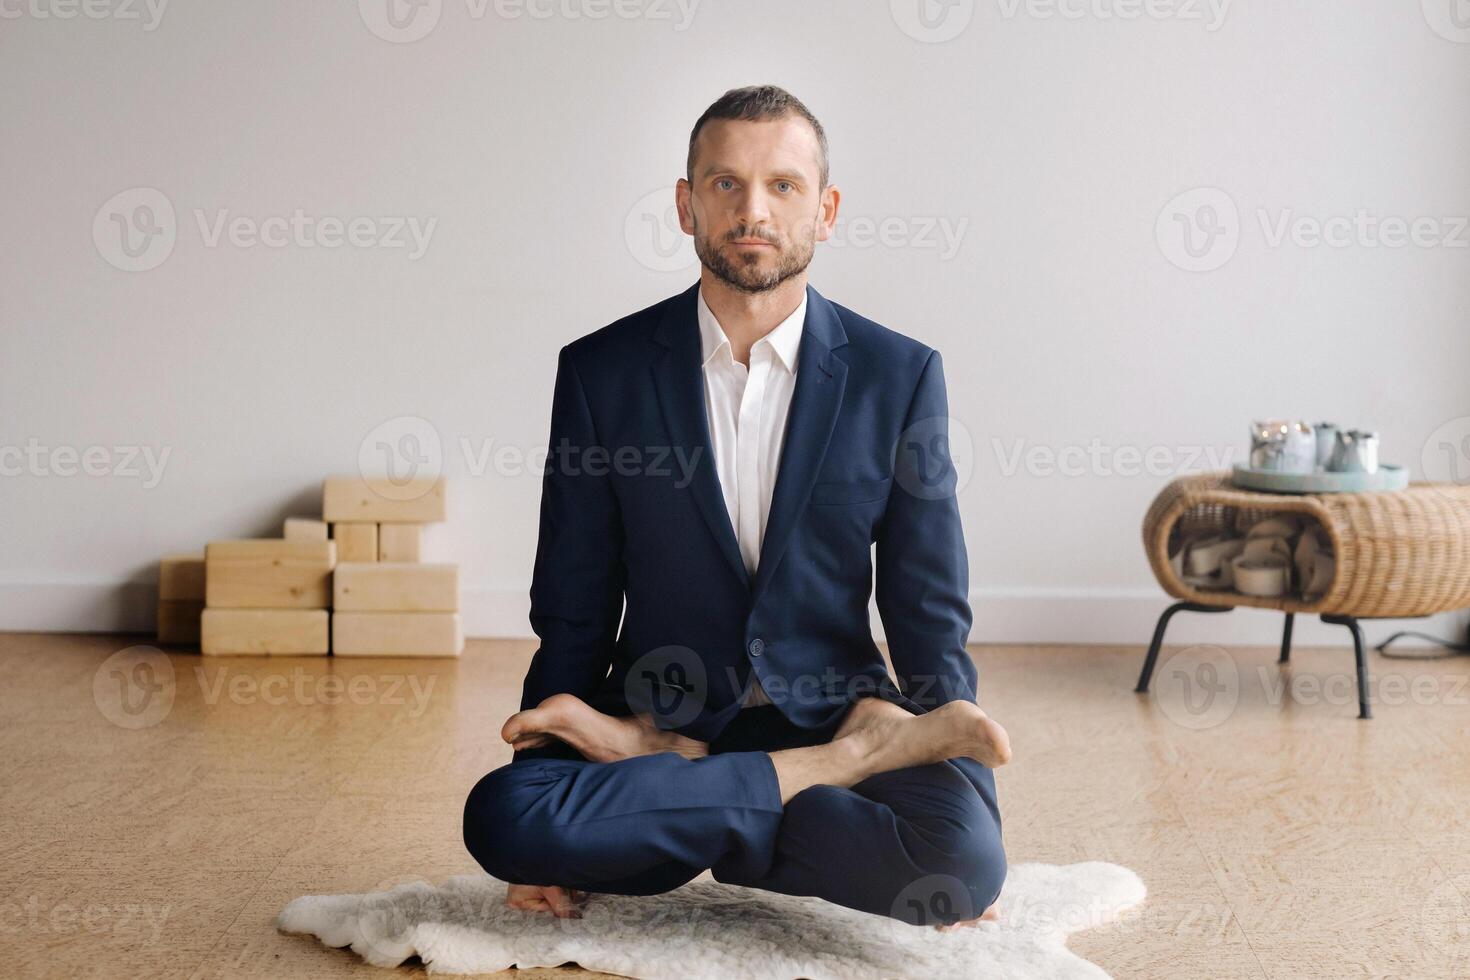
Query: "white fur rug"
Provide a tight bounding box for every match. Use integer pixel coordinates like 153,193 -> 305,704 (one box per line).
278,862 -> 1144,979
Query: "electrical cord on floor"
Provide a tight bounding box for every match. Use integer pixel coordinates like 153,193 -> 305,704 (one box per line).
1374,629 -> 1470,658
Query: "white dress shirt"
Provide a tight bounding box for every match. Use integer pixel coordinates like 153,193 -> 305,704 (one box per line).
696,285 -> 808,709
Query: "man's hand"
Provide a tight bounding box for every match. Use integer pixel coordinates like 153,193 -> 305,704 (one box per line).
505,883 -> 589,918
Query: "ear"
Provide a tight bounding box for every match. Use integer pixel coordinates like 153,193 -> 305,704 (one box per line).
675,179 -> 695,236
815,184 -> 840,243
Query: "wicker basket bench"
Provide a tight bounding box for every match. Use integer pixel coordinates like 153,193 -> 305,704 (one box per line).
1135,472 -> 1470,717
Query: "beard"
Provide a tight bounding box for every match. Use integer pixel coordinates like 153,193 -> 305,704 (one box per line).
692,217 -> 817,294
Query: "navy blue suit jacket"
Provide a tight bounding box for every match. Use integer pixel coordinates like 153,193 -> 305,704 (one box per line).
520,281 -> 977,743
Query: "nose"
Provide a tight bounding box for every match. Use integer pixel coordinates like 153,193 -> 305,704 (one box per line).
732,184 -> 773,228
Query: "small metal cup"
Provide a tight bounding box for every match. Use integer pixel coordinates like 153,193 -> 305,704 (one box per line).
1313,422 -> 1338,471
1251,420 -> 1315,473
1328,429 -> 1380,473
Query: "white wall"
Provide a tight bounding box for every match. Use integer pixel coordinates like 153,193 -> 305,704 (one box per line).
3,0 -> 1468,648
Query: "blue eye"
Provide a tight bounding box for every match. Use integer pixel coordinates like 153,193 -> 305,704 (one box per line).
717,179 -> 734,191
777,182 -> 792,193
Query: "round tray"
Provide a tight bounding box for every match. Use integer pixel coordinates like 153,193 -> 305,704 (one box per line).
1229,463 -> 1409,494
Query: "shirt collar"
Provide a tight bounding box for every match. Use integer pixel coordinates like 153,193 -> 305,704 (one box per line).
696,285 -> 807,373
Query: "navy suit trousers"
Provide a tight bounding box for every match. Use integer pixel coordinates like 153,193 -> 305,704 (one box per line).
462,699 -> 1006,926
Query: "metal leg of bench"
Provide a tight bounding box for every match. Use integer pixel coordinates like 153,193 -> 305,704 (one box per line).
1321,614 -> 1372,719
1136,601 -> 1234,694
1278,612 -> 1294,664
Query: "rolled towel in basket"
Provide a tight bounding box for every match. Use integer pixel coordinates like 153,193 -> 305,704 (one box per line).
1301,551 -> 1336,601
1164,511 -> 1340,602
1168,513 -> 1333,601
1187,535 -> 1247,577
1232,553 -> 1292,597
1243,535 -> 1293,563
1246,515 -> 1301,539
1173,531 -> 1246,589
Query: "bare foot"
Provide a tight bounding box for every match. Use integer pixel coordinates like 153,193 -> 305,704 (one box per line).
505,883 -> 588,919
936,901 -> 999,931
833,695 -> 912,742
844,699 -> 1012,771
501,693 -> 709,763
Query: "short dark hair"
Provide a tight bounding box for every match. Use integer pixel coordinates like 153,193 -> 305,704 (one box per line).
686,85 -> 830,190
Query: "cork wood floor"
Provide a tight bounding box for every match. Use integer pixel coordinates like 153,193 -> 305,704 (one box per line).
1,632 -> 1468,979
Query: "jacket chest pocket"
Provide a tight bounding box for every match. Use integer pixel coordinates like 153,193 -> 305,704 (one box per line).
809,477 -> 892,506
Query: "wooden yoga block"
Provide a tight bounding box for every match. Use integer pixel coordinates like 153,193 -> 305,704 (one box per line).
204,539 -> 335,609
284,517 -> 329,541
332,612 -> 463,657
333,523 -> 378,563
156,599 -> 204,645
334,562 -> 458,611
377,523 -> 422,562
200,609 -> 330,655
322,475 -> 446,524
158,554 -> 205,601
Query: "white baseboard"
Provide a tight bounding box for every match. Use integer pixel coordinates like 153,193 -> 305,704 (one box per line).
1,581 -> 1464,649
0,581 -> 159,633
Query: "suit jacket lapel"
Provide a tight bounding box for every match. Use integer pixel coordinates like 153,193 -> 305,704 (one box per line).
651,282 -> 751,590
650,281 -> 851,601
751,285 -> 849,604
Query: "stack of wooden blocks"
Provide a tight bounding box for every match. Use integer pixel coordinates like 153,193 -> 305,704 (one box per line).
159,474 -> 462,657
156,554 -> 206,646
200,535 -> 335,655
324,475 -> 462,657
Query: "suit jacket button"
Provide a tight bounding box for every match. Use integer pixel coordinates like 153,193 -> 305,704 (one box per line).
748,638 -> 765,657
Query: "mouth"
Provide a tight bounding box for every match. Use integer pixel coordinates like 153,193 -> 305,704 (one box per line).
730,240 -> 775,248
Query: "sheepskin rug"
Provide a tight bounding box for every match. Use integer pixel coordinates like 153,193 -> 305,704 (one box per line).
278,861 -> 1145,979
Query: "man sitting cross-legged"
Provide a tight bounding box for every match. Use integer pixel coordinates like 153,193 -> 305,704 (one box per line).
465,690 -> 1011,930
464,85 -> 1013,932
